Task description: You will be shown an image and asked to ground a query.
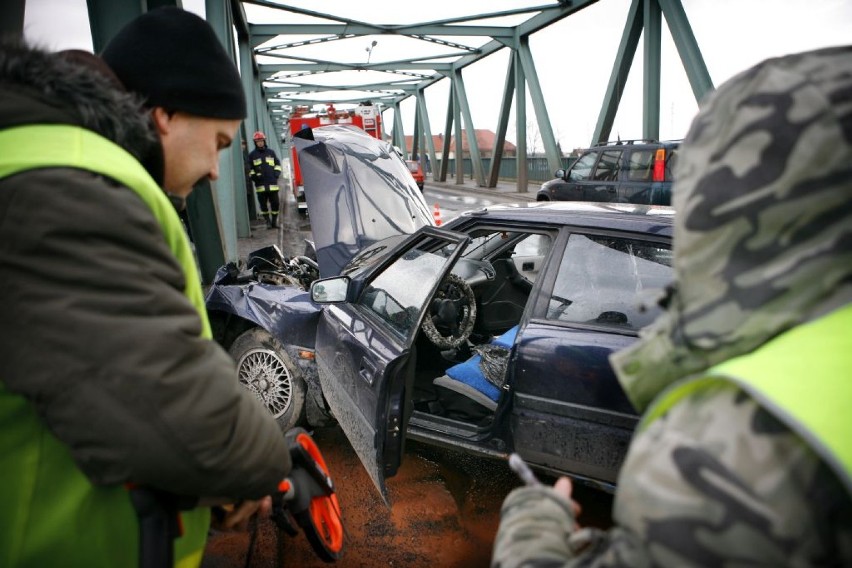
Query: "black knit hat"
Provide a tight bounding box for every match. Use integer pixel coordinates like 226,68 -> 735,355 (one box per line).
101,7 -> 246,120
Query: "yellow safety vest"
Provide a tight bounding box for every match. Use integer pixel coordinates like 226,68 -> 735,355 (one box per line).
641,303 -> 852,497
0,124 -> 211,568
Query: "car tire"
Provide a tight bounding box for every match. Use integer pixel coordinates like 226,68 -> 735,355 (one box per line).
536,194 -> 551,201
229,328 -> 306,431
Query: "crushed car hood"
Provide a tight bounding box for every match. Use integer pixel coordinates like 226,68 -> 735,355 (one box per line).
294,125 -> 433,277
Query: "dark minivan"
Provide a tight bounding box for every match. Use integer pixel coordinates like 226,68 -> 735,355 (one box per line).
537,139 -> 679,205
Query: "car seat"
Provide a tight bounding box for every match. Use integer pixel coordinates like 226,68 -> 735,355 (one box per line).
432,326 -> 519,412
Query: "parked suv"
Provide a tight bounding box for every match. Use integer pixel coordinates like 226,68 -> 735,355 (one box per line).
537,139 -> 679,205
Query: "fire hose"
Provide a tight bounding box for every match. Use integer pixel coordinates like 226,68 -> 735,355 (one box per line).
128,427 -> 344,567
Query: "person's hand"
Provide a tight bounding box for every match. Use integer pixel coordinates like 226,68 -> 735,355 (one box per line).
553,477 -> 582,527
214,496 -> 272,531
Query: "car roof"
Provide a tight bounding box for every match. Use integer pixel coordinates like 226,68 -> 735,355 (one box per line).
448,201 -> 674,235
587,139 -> 682,151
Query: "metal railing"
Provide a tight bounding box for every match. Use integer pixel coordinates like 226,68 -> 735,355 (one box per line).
434,156 -> 576,183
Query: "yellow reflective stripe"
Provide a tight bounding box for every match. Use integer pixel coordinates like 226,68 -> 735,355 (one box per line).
252,159 -> 262,165
269,185 -> 279,192
0,125 -> 209,337
0,123 -> 212,567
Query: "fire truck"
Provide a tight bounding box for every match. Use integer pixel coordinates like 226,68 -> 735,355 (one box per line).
288,101 -> 383,214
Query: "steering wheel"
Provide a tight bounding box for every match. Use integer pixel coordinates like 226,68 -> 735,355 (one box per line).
421,272 -> 476,349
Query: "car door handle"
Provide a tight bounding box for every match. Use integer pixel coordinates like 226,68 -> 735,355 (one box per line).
359,358 -> 376,385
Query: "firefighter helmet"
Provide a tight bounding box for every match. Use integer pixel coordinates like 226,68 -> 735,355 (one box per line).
252,131 -> 266,141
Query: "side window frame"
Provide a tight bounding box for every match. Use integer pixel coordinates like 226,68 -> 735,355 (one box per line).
525,227 -> 672,333
591,150 -> 622,182
567,151 -> 600,182
623,149 -> 654,182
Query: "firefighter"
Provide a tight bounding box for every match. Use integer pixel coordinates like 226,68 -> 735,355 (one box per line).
248,131 -> 283,229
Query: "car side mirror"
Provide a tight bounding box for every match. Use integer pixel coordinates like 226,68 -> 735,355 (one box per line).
311,276 -> 351,303
554,168 -> 565,179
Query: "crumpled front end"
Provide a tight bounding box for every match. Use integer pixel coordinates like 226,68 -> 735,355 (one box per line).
294,125 -> 434,277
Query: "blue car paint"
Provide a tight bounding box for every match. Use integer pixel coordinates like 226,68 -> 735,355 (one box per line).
294,125 -> 433,277
206,270 -> 323,382
208,125 -> 676,492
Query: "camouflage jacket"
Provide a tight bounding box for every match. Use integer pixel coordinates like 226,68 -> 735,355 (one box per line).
494,45 -> 852,568
492,383 -> 852,567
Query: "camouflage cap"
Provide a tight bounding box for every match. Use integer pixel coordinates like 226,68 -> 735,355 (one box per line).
612,45 -> 852,413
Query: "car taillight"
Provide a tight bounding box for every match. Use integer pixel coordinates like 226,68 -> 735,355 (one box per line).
653,149 -> 666,182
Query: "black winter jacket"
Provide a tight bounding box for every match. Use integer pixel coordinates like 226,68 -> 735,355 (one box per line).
248,145 -> 282,187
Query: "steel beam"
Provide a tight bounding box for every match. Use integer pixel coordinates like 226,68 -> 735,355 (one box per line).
453,70 -> 485,187
393,104 -> 407,159
643,0 -> 662,140
658,0 -> 714,102
515,50 -> 528,193
86,0 -> 144,53
489,55 -> 515,188
416,90 -> 438,185
592,0 -> 642,144
517,36 -> 560,176
452,82 -> 465,184
1,0 -> 25,39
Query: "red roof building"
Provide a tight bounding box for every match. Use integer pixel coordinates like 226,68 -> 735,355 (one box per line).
405,130 -> 516,159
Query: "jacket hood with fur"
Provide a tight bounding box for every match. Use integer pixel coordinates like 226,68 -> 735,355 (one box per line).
0,39 -> 163,184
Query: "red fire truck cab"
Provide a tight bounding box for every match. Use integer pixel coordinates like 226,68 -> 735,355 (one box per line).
288,102 -> 383,214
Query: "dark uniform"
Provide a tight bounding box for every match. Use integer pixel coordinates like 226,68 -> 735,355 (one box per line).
248,142 -> 282,228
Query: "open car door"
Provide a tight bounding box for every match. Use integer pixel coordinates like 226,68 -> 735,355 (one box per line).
312,228 -> 469,502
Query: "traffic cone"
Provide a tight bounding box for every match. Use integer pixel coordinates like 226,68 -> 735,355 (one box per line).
433,203 -> 442,226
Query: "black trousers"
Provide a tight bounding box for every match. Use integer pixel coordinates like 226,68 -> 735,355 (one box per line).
256,187 -> 280,224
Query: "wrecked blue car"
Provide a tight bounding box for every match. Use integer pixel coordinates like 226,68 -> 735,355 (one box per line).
206,125 -> 675,499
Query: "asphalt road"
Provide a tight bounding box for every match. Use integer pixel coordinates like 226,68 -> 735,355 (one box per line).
202,426 -> 614,568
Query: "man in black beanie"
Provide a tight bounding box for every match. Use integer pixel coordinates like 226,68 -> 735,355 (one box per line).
0,8 -> 294,568
102,6 -> 248,210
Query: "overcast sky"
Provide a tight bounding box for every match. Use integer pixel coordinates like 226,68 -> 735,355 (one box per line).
22,0 -> 852,151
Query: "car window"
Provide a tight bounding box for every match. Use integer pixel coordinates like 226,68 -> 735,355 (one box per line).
624,149 -> 654,181
665,148 -> 678,180
592,150 -> 622,181
567,151 -> 598,182
546,234 -> 672,330
358,243 -> 456,340
461,230 -> 521,260
511,233 -> 553,283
